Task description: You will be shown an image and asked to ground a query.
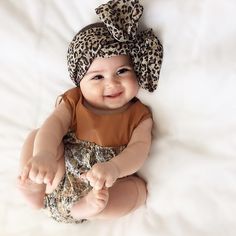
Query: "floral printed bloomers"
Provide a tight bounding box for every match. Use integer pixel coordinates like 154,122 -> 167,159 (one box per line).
43,132 -> 126,224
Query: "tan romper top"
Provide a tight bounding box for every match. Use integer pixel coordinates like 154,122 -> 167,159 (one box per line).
62,87 -> 152,147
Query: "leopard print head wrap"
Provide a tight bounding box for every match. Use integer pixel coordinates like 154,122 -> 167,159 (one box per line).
67,0 -> 163,92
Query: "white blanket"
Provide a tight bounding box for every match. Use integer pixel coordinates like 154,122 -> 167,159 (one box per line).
1,0 -> 236,235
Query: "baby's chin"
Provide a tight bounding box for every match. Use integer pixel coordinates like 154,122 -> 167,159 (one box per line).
104,101 -> 132,112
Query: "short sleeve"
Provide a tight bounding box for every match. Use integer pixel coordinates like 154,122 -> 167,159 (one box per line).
61,87 -> 82,130
138,104 -> 152,124
130,100 -> 152,131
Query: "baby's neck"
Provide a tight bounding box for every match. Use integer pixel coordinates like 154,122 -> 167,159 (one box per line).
83,99 -> 132,115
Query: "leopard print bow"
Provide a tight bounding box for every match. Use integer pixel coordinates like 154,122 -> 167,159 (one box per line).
95,0 -> 143,42
67,0 -> 163,92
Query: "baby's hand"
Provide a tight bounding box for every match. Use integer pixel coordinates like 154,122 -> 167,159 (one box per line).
20,152 -> 58,185
82,161 -> 120,190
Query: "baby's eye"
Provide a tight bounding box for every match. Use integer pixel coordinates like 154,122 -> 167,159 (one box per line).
117,68 -> 130,75
92,75 -> 103,80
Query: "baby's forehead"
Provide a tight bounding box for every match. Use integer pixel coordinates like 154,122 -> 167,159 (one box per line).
89,55 -> 132,69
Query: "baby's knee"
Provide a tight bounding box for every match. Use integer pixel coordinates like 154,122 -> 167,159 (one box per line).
17,178 -> 45,210
127,175 -> 147,208
25,128 -> 39,142
29,128 -> 39,135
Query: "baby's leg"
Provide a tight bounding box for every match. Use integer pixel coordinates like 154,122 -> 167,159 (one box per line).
17,129 -> 65,209
94,175 -> 147,220
70,187 -> 109,220
71,175 -> 147,220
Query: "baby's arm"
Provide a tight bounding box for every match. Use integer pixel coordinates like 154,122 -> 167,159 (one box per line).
20,101 -> 71,184
111,118 -> 152,177
85,118 -> 152,190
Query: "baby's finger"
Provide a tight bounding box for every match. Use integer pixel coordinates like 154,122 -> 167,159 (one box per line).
94,178 -> 105,190
80,172 -> 87,180
17,175 -> 25,185
29,167 -> 39,183
85,170 -> 93,180
86,171 -> 94,182
21,166 -> 30,182
86,172 -> 97,187
105,176 -> 115,188
44,171 -> 54,185
35,171 -> 46,184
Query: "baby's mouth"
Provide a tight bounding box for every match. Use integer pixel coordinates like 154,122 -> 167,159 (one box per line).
105,92 -> 123,98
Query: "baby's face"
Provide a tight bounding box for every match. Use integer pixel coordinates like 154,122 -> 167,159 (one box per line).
80,55 -> 139,111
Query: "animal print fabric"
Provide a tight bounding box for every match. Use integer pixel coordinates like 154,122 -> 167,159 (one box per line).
43,132 -> 126,224
67,0 -> 163,92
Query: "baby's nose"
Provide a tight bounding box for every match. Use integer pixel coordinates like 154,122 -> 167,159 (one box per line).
105,77 -> 120,88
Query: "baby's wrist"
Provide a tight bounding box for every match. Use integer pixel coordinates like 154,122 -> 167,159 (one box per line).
33,150 -> 55,160
109,160 -> 120,178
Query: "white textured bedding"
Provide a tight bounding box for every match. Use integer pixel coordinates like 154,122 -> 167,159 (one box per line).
1,0 -> 236,235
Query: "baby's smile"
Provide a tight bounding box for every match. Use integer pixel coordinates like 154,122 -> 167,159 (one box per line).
104,91 -> 123,98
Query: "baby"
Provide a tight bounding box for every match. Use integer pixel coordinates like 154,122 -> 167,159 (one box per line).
17,0 -> 163,224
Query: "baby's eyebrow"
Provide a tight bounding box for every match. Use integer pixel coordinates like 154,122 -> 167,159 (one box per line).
118,64 -> 132,68
85,63 -> 132,76
85,70 -> 103,76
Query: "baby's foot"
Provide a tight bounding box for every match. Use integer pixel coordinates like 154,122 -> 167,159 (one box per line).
71,187 -> 109,220
17,176 -> 46,209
